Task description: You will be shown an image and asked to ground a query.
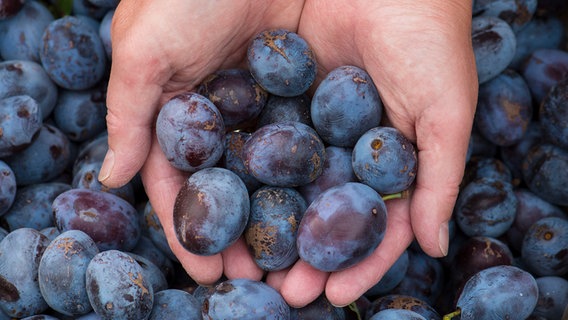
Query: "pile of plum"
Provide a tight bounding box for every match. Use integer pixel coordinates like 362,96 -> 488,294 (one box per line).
0,0 -> 567,319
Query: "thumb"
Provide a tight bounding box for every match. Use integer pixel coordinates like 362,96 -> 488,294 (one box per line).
98,57 -> 165,188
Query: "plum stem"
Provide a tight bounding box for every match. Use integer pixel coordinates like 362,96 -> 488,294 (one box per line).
381,189 -> 409,201
443,309 -> 462,320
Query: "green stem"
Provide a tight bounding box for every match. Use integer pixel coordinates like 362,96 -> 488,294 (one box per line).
443,309 -> 462,320
381,189 -> 409,201
347,302 -> 362,320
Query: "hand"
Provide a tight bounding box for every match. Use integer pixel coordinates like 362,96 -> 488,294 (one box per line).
99,0 -> 478,308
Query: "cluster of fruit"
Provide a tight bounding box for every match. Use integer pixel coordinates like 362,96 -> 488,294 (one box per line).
0,0 -> 567,319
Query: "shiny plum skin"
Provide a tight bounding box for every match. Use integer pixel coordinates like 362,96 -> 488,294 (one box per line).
85,250 -> 154,320
38,230 -> 99,316
0,1 -> 54,62
521,48 -> 568,104
156,92 -> 225,173
203,278 -> 290,319
521,216 -> 568,277
247,28 -> 317,97
197,68 -> 268,128
522,143 -> 568,206
454,177 -> 517,238
0,95 -> 42,158
3,124 -> 72,186
474,69 -> 533,147
243,121 -> 325,187
52,188 -> 141,252
39,15 -> 107,90
0,60 -> 58,119
219,131 -> 263,194
173,167 -> 250,256
310,65 -> 383,147
148,289 -> 202,320
244,186 -> 307,271
456,265 -> 538,320
255,93 -> 312,129
352,126 -> 417,195
462,156 -> 513,187
298,146 -> 356,205
297,182 -> 387,272
0,228 -> 50,318
539,76 -> 568,149
471,16 -> 516,84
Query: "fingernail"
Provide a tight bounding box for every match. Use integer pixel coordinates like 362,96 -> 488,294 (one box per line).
438,222 -> 449,257
98,149 -> 114,183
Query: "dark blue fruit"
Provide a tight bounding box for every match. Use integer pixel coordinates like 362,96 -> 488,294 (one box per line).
98,9 -> 113,60
365,294 -> 440,320
0,95 -> 42,158
243,121 -> 325,187
297,182 -> 387,272
203,278 -> 290,319
471,16 -> 516,84
38,230 -> 99,317
472,0 -> 537,32
474,68 -> 533,147
0,1 -> 54,62
197,68 -> 268,128
365,250 -> 410,298
255,93 -> 312,129
522,143 -> 568,206
456,265 -> 538,320
352,126 -> 417,195
244,186 -> 307,271
85,250 -> 154,320
40,15 -> 107,90
52,188 -> 141,252
247,28 -> 317,97
532,276 -> 568,320
0,160 -> 16,216
0,228 -> 50,318
368,309 -> 427,320
219,131 -> 263,194
310,65 -> 383,147
156,92 -> 225,173
148,289 -> 201,320
290,294 -> 346,320
0,0 -> 24,19
539,76 -> 568,150
454,177 -> 517,238
173,167 -> 250,256
521,216 -> 568,277
462,156 -> 513,187
521,48 -> 568,104
140,201 -> 177,262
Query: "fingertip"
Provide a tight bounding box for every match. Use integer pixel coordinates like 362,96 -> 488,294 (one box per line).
222,238 -> 265,281
280,260 -> 328,308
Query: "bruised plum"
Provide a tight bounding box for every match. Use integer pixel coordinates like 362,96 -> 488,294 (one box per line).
243,121 -> 325,187
173,167 -> 250,256
296,182 -> 387,272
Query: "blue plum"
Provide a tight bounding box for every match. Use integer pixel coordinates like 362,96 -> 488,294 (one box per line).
0,60 -> 58,120
0,160 -> 16,216
297,182 -> 387,272
86,0 -> 119,8
0,95 -> 42,158
298,146 -> 356,205
1,182 -> 71,231
532,276 -> 568,320
472,16 -> 516,84
72,160 -> 136,205
125,253 -> 168,294
243,121 -> 325,187
98,9 -> 113,60
290,294 -> 346,320
130,236 -> 175,280
462,156 -> 513,187
310,65 -> 383,147
365,294 -> 439,320
38,230 -> 99,317
197,68 -> 268,128
539,76 -> 568,149
368,309 -> 427,320
3,124 -> 72,186
352,126 -> 417,195
522,143 -> 568,206
244,186 -> 307,271
474,68 -> 533,147
456,265 -> 538,320
53,86 -> 107,143
521,216 -> 568,277
39,15 -> 107,90
247,28 -> 317,97
52,188 -> 141,252
499,120 -> 543,180
203,278 -> 290,319
156,92 -> 225,173
365,250 -> 410,298
219,130 -> 263,194
0,1 -> 54,62
72,0 -> 109,20
148,289 -> 201,320
173,167 -> 250,256
86,250 -> 154,320
0,0 -> 24,19
0,228 -> 50,318
255,93 -> 312,129
140,201 -> 177,262
454,177 -> 517,237
521,48 -> 568,104
472,0 -> 537,32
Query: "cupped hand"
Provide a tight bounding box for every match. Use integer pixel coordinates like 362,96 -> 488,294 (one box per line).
100,0 -> 478,309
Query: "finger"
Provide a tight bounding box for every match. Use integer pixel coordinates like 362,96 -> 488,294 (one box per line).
141,134 -> 224,285
324,195 -> 414,307
221,237 -> 265,281
279,260 -> 329,308
265,268 -> 291,292
411,96 -> 476,257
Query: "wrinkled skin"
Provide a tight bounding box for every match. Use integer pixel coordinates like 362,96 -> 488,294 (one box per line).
99,0 -> 478,307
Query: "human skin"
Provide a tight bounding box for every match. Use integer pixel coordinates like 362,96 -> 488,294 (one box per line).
99,0 -> 478,307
